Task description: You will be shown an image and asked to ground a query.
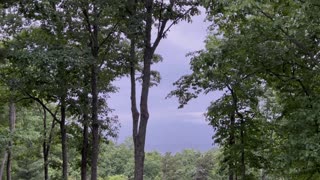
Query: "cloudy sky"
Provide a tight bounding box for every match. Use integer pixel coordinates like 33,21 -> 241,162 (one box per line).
109,12 -> 221,153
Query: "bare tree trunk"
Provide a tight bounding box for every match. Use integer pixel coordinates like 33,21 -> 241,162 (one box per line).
132,1 -> 153,179
6,98 -> 16,180
42,107 -> 49,180
0,152 -> 7,180
129,39 -> 141,177
60,97 -> 68,180
90,17 -> 100,180
6,152 -> 11,180
91,62 -> 99,180
80,3 -> 102,180
81,114 -> 89,180
129,39 -> 144,180
128,0 -> 182,178
229,113 -> 235,180
240,119 -> 245,180
80,76 -> 90,180
43,107 -> 57,180
134,140 -> 145,180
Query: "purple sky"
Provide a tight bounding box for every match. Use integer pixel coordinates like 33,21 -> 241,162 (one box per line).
109,12 -> 221,152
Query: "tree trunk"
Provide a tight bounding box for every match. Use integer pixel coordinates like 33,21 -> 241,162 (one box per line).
130,39 -> 144,179
134,140 -> 145,180
60,97 -> 68,180
129,39 -> 145,180
6,152 -> 11,180
89,3 -> 100,179
129,0 -> 178,178
42,107 -> 49,180
45,113 -> 56,180
132,1 -> 153,179
6,98 -> 16,180
0,152 -> 7,180
90,34 -> 100,180
80,76 -> 90,180
91,62 -> 99,180
229,113 -> 235,180
81,113 -> 89,180
240,118 -> 245,180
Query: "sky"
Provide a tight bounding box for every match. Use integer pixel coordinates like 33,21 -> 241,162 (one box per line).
109,12 -> 221,153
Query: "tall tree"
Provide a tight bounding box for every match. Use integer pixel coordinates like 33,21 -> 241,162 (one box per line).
6,94 -> 15,180
124,1 -> 199,179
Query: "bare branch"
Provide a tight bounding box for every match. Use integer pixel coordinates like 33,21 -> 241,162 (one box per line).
25,92 -> 61,124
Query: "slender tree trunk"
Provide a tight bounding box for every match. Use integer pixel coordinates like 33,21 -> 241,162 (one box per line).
42,107 -> 49,180
129,0 -> 177,178
80,76 -> 90,180
229,113 -> 235,180
81,113 -> 89,180
91,61 -> 99,180
43,108 -> 56,180
80,3 -> 101,180
45,114 -> 56,180
6,152 -> 11,180
129,39 -> 145,180
60,97 -> 68,180
240,118 -> 245,180
6,98 -> 16,180
90,20 -> 100,179
132,1 -> 153,179
0,152 -> 7,180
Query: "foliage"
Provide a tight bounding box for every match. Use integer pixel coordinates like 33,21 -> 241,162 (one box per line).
169,0 -> 320,179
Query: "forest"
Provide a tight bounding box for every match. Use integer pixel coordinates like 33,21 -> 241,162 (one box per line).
0,0 -> 320,180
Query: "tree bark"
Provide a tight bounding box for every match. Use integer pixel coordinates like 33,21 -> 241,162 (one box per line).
81,113 -> 89,180
90,9 -> 100,178
91,60 -> 99,180
42,107 -> 49,180
42,105 -> 57,180
6,98 -> 16,180
129,39 -> 145,180
0,152 -> 7,180
60,97 -> 68,180
128,0 -> 179,178
132,1 -> 154,179
229,113 -> 235,180
81,3 -> 101,179
80,74 -> 90,180
129,39 -> 146,179
134,141 -> 145,180
240,118 -> 245,180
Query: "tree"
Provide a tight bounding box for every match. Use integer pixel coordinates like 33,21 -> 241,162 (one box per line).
206,0 -> 320,178
123,1 -> 199,179
170,0 -> 320,179
169,34 -> 271,179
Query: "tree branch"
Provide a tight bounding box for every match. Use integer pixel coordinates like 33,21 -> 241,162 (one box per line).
25,92 -> 61,124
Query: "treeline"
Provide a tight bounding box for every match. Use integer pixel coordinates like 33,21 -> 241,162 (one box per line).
0,101 -> 260,180
0,103 -> 221,180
